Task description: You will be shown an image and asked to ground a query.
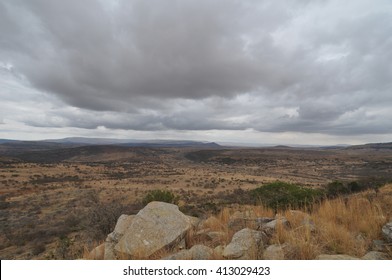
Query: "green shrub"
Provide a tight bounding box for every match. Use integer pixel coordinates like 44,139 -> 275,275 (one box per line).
142,189 -> 179,206
325,178 -> 388,197
251,181 -> 324,211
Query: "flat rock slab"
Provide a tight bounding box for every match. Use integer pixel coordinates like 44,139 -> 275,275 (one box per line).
115,202 -> 192,258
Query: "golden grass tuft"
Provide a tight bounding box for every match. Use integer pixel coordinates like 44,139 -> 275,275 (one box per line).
313,194 -> 387,256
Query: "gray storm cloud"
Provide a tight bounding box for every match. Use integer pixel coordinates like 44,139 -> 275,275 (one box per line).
1,0 -> 392,136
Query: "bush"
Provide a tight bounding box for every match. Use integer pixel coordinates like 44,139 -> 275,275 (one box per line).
142,190 -> 179,206
348,181 -> 362,192
85,200 -> 131,241
324,178 -> 389,197
56,236 -> 71,259
251,181 -> 324,211
0,195 -> 9,210
325,181 -> 351,197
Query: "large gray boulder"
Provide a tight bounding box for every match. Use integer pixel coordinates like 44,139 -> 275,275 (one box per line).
223,228 -> 263,259
382,222 -> 392,243
115,202 -> 192,258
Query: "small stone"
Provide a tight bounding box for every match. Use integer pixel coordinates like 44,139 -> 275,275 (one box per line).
382,222 -> 392,243
213,245 -> 224,259
362,251 -> 387,260
255,217 -> 275,229
223,228 -> 263,259
262,217 -> 289,235
372,240 -> 385,251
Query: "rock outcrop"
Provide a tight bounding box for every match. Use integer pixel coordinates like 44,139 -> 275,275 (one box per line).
87,202 -> 391,260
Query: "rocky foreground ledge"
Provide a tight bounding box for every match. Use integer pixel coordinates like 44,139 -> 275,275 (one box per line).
88,201 -> 392,260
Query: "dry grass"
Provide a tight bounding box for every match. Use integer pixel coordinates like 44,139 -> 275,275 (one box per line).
313,193 -> 387,256
195,185 -> 392,260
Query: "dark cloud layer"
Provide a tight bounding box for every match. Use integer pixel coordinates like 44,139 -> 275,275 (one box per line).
1,0 -> 392,137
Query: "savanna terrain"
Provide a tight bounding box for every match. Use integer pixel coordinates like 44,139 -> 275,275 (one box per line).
0,140 -> 391,259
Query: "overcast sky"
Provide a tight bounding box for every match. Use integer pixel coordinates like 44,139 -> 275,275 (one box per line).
1,0 -> 391,145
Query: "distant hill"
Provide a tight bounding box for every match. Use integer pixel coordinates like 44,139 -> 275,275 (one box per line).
42,137 -> 132,145
0,138 -> 221,163
270,145 -> 293,149
11,145 -> 161,163
0,140 -> 82,155
0,139 -> 19,144
346,142 -> 392,150
42,137 -> 221,148
119,140 -> 221,148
